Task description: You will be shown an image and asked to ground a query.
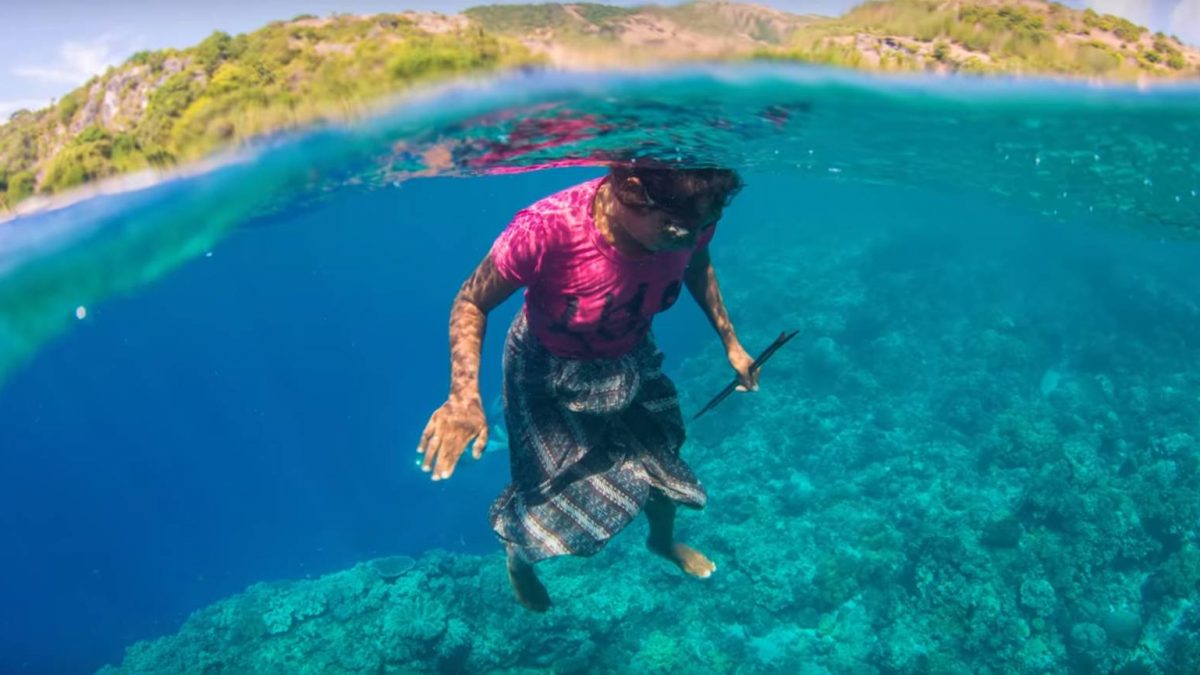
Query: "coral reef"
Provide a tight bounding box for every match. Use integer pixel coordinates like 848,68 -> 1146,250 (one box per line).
101,219 -> 1200,674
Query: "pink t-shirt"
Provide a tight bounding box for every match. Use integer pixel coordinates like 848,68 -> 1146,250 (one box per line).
490,177 -> 715,359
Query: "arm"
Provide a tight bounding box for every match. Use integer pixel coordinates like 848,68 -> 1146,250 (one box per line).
447,253 -> 519,405
418,254 -> 519,480
683,244 -> 737,353
684,244 -> 759,391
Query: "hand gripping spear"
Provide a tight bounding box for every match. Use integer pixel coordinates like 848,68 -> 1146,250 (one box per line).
692,329 -> 798,420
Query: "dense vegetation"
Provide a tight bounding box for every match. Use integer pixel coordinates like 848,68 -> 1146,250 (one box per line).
776,0 -> 1195,77
2,0 -> 1196,213
0,14 -> 535,211
466,1 -> 795,45
464,3 -> 637,35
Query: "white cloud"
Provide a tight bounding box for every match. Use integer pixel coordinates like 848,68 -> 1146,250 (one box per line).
1168,0 -> 1200,45
12,37 -> 127,86
1082,0 -> 1157,27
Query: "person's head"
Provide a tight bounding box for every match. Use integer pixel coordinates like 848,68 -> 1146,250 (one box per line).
607,163 -> 743,252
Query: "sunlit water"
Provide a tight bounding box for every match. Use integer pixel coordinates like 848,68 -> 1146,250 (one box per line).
1,66 -> 1198,674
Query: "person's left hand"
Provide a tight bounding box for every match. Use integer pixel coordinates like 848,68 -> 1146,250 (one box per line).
727,342 -> 759,392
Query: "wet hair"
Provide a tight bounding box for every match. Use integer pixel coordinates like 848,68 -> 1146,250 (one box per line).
609,162 -> 743,222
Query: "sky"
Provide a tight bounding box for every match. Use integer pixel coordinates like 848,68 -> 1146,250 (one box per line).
1,0 -> 1197,117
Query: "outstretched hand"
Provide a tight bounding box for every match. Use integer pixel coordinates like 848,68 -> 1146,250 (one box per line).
418,397 -> 488,481
727,343 -> 760,392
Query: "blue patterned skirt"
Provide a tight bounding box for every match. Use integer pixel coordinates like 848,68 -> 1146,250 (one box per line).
489,310 -> 706,564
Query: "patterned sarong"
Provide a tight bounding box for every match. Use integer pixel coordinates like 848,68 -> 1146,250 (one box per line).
489,310 -> 706,564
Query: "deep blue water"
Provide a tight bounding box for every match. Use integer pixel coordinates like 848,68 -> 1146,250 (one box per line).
0,168 -> 728,674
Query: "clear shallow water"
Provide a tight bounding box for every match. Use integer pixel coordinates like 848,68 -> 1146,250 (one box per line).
1,66 -> 1199,673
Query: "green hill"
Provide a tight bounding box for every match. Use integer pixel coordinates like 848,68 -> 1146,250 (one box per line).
772,0 -> 1197,76
0,13 -> 536,212
1,0 -> 1196,214
466,0 -> 1197,77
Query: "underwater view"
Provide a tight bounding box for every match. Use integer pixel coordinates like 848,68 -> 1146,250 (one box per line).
2,63 -> 1200,674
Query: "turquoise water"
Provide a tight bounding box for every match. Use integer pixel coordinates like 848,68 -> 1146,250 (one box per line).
1,66 -> 1199,673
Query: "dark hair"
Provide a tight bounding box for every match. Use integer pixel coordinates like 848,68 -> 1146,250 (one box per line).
609,162 -> 743,221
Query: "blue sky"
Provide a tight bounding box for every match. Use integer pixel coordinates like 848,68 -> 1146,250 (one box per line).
2,0 -> 1197,117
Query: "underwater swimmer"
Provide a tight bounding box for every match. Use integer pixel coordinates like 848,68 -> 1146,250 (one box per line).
418,162 -> 759,612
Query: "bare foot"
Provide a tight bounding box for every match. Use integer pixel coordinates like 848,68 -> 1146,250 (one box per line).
507,557 -> 551,612
647,540 -> 717,579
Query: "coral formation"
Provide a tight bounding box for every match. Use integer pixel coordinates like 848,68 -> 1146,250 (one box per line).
101,216 -> 1200,673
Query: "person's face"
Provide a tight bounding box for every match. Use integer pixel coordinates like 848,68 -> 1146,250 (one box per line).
614,179 -> 722,252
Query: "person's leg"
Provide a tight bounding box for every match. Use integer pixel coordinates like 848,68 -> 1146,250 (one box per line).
644,489 -> 717,578
506,548 -> 551,612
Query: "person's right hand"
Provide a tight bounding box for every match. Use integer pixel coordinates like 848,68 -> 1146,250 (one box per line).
418,396 -> 488,481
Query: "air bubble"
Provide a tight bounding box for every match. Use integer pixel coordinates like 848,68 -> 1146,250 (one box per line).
75,306 -> 87,320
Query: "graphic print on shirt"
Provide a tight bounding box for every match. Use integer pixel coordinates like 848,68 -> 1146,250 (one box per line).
545,277 -> 683,354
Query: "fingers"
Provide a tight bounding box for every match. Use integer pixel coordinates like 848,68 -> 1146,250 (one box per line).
417,406 -> 487,481
735,368 -> 760,393
433,449 -> 453,481
418,419 -> 435,455
433,440 -> 464,481
421,431 -> 439,473
433,426 -> 482,481
419,413 -> 445,475
471,425 -> 489,460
